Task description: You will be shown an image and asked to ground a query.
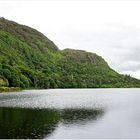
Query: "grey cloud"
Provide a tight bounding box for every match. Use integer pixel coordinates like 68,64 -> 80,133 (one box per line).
54,24 -> 140,79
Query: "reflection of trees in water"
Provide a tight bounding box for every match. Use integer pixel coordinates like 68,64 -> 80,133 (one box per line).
0,107 -> 60,139
61,108 -> 104,124
0,107 -> 105,139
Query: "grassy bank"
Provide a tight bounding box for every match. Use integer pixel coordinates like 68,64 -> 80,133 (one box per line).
0,87 -> 21,93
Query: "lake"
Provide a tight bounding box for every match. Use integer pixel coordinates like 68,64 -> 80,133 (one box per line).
0,89 -> 140,139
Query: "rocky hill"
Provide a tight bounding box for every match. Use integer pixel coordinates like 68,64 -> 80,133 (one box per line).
0,17 -> 140,88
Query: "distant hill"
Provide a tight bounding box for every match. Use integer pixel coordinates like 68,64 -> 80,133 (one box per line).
0,17 -> 140,88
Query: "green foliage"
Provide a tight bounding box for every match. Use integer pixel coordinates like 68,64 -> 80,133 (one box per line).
0,76 -> 9,87
0,17 -> 140,88
0,87 -> 20,93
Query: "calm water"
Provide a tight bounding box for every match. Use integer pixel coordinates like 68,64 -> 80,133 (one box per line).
0,89 -> 140,139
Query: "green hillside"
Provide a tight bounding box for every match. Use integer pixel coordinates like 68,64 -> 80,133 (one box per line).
0,17 -> 140,89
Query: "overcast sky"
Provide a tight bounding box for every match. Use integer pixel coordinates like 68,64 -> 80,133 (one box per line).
1,0 -> 140,79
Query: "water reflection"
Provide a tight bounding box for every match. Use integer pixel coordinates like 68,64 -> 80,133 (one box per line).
61,108 -> 104,124
0,107 -> 60,139
0,107 -> 104,139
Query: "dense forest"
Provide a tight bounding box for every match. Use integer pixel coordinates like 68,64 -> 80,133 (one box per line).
0,17 -> 140,89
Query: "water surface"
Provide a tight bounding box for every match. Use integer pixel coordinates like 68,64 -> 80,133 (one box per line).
0,89 -> 140,139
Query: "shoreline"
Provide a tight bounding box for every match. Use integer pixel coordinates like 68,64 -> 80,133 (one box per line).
0,87 -> 21,93
1,87 -> 140,93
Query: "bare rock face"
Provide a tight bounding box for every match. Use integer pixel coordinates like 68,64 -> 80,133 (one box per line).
62,48 -> 108,66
